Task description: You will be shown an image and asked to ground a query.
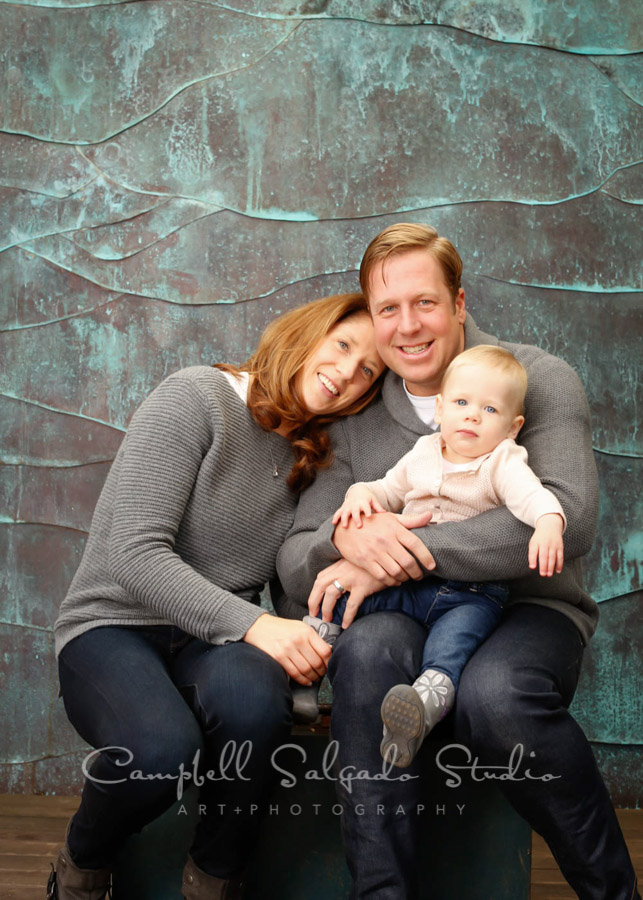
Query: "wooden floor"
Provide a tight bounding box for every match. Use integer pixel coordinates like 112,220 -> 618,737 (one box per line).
0,795 -> 640,899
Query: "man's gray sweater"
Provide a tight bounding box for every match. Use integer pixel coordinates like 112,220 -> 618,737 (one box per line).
55,367 -> 296,657
276,316 -> 599,645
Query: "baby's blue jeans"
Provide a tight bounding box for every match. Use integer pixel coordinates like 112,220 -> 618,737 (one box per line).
330,576 -> 508,690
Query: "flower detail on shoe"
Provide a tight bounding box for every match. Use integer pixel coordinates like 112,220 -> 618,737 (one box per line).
412,669 -> 456,731
414,671 -> 450,713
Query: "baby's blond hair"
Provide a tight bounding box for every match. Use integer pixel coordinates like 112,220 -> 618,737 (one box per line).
442,346 -> 527,414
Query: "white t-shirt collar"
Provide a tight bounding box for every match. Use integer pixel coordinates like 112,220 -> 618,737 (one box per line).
402,380 -> 438,429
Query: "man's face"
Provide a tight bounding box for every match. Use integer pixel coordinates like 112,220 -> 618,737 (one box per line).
368,249 -> 466,397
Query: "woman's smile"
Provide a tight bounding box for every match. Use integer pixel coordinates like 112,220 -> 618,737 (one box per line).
298,314 -> 384,416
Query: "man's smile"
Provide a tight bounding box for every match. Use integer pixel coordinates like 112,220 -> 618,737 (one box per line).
398,341 -> 434,356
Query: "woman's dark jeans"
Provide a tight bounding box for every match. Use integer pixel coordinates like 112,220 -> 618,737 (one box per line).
328,604 -> 639,900
331,577 -> 508,690
58,625 -> 293,878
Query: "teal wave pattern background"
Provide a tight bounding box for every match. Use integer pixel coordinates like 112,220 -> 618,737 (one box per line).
0,0 -> 641,801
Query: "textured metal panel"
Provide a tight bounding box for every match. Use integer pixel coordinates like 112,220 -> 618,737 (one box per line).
1,4 -> 296,143
15,194 -> 642,308
81,21 -> 641,213
3,0 -> 641,55
463,278 -> 642,458
0,0 -> 640,800
193,1 -> 643,53
0,524 -> 85,628
0,133 -> 95,195
585,457 -> 642,601
1,179 -> 164,253
31,749 -> 88,796
0,462 -> 111,531
0,624 -> 54,762
590,744 -> 642,809
0,395 -> 124,467
571,593 -> 642,745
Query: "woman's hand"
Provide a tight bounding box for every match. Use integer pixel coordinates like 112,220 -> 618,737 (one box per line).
243,614 -> 331,686
307,559 -> 396,629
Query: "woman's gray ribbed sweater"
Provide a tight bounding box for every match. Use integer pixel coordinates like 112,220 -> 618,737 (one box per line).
54,367 -> 296,657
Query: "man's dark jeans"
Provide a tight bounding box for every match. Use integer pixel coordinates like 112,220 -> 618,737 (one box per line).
328,604 -> 639,900
58,624 -> 293,877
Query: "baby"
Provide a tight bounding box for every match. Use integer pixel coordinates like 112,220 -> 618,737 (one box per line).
299,345 -> 566,767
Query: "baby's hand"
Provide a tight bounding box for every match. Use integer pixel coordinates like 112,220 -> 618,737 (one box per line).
332,485 -> 385,529
528,513 -> 565,577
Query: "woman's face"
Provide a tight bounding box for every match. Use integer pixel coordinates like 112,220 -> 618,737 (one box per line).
297,313 -> 384,417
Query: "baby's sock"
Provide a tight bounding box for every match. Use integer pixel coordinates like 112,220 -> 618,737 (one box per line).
303,615 -> 343,647
412,669 -> 456,732
291,616 -> 342,724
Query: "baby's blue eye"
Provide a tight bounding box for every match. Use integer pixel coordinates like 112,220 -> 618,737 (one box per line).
456,399 -> 467,406
484,405 -> 497,414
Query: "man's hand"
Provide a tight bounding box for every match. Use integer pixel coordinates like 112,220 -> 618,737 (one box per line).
308,559 -> 396,629
528,513 -> 565,577
243,614 -> 331,685
332,510 -> 435,581
332,485 -> 387,529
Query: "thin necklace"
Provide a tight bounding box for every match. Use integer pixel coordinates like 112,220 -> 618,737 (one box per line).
265,432 -> 290,478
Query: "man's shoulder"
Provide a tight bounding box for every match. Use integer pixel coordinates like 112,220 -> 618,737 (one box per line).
498,339 -> 584,399
469,320 -> 582,385
498,337 -> 559,369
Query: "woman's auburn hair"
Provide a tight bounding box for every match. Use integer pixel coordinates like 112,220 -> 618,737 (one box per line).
216,293 -> 384,493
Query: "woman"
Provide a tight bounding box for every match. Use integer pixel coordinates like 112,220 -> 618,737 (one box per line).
48,293 -> 384,900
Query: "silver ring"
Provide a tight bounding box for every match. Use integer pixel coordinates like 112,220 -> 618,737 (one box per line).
332,579 -> 346,593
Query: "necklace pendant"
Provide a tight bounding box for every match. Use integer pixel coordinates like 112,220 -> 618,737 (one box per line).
273,465 -> 279,477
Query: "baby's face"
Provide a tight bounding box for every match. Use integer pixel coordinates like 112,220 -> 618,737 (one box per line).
436,363 -> 525,463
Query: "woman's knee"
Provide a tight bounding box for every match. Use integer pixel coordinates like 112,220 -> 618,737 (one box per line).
191,645 -> 292,740
94,713 -> 204,779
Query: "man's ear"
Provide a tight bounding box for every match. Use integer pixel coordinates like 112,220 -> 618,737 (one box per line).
508,414 -> 525,439
455,288 -> 466,324
435,394 -> 443,424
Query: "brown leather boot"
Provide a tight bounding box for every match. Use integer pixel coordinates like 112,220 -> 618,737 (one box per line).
47,845 -> 111,900
182,855 -> 245,899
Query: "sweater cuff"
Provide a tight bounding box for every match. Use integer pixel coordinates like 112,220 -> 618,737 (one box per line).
206,596 -> 267,645
319,516 -> 343,565
534,504 -> 567,533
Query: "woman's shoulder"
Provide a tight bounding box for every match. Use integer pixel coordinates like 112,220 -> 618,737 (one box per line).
159,366 -> 241,403
165,365 -> 228,387
134,367 -> 247,428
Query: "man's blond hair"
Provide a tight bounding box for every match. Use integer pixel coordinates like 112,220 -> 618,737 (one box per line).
360,223 -> 462,306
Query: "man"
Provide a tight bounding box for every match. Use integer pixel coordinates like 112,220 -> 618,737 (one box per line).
276,223 -> 638,899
